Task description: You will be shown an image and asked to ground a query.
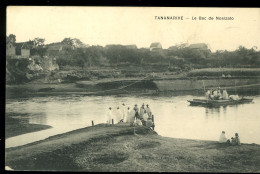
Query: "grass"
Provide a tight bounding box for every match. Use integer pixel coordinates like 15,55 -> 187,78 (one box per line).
188,68 -> 260,77
5,124 -> 260,172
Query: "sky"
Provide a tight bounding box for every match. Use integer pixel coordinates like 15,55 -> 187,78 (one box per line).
6,7 -> 260,52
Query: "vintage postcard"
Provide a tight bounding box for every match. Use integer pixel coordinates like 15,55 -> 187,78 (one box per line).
5,7 -> 260,172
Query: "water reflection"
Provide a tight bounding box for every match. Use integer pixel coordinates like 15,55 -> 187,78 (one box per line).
5,94 -> 260,148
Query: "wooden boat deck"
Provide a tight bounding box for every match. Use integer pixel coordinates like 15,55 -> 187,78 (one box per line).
188,98 -> 253,107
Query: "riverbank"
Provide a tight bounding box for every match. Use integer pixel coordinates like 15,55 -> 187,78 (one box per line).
5,123 -> 52,139
5,114 -> 52,139
6,77 -> 260,98
5,123 -> 260,172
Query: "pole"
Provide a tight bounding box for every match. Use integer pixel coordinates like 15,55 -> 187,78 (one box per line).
112,119 -> 114,125
152,115 -> 155,130
92,120 -> 94,126
235,79 -> 237,94
202,80 -> 206,91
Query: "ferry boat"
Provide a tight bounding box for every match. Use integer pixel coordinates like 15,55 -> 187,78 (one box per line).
187,98 -> 253,107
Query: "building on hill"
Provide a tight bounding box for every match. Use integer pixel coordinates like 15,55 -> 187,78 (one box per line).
6,41 -> 30,58
6,41 -> 16,56
46,44 -> 64,56
15,42 -> 30,58
168,46 -> 178,51
188,43 -> 209,51
124,45 -> 138,49
150,42 -> 162,51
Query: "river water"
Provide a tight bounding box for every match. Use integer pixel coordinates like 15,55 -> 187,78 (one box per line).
5,93 -> 260,148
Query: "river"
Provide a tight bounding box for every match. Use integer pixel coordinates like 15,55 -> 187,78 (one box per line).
5,93 -> 260,148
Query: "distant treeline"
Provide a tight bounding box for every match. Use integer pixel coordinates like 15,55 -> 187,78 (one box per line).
55,45 -> 260,69
7,35 -> 260,69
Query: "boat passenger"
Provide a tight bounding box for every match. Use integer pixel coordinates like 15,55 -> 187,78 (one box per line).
222,89 -> 229,100
219,131 -> 228,143
217,90 -> 223,100
234,133 -> 241,145
213,89 -> 218,99
229,95 -> 239,101
209,89 -> 214,100
205,90 -> 211,100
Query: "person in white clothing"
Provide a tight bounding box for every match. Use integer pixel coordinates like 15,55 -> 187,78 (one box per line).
106,107 -> 113,125
145,104 -> 152,118
205,90 -> 211,100
128,108 -> 136,125
142,110 -> 149,126
135,117 -> 142,126
115,107 -> 122,123
222,89 -> 229,100
139,103 -> 145,119
125,107 -> 130,123
219,131 -> 228,143
213,89 -> 218,98
120,103 -> 127,122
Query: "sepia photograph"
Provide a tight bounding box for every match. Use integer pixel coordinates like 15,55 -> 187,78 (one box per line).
5,6 -> 260,172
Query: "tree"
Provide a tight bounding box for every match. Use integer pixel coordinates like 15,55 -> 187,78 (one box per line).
7,34 -> 16,43
61,38 -> 87,49
33,38 -> 45,47
29,38 -> 46,57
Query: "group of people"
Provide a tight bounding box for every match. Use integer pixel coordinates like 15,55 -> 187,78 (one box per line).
219,131 -> 241,145
106,103 -> 154,128
205,87 -> 240,101
205,87 -> 229,100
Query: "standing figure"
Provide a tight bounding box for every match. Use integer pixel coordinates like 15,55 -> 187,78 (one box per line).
134,104 -> 139,119
142,110 -> 149,126
125,107 -> 130,123
234,133 -> 241,145
139,103 -> 145,120
115,107 -> 122,123
219,131 -> 227,143
121,103 -> 127,122
128,107 -> 136,125
106,107 -> 114,125
146,104 -> 152,118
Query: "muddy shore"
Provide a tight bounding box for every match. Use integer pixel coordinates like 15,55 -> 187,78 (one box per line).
5,123 -> 260,172
5,113 -> 52,139
5,123 -> 52,139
